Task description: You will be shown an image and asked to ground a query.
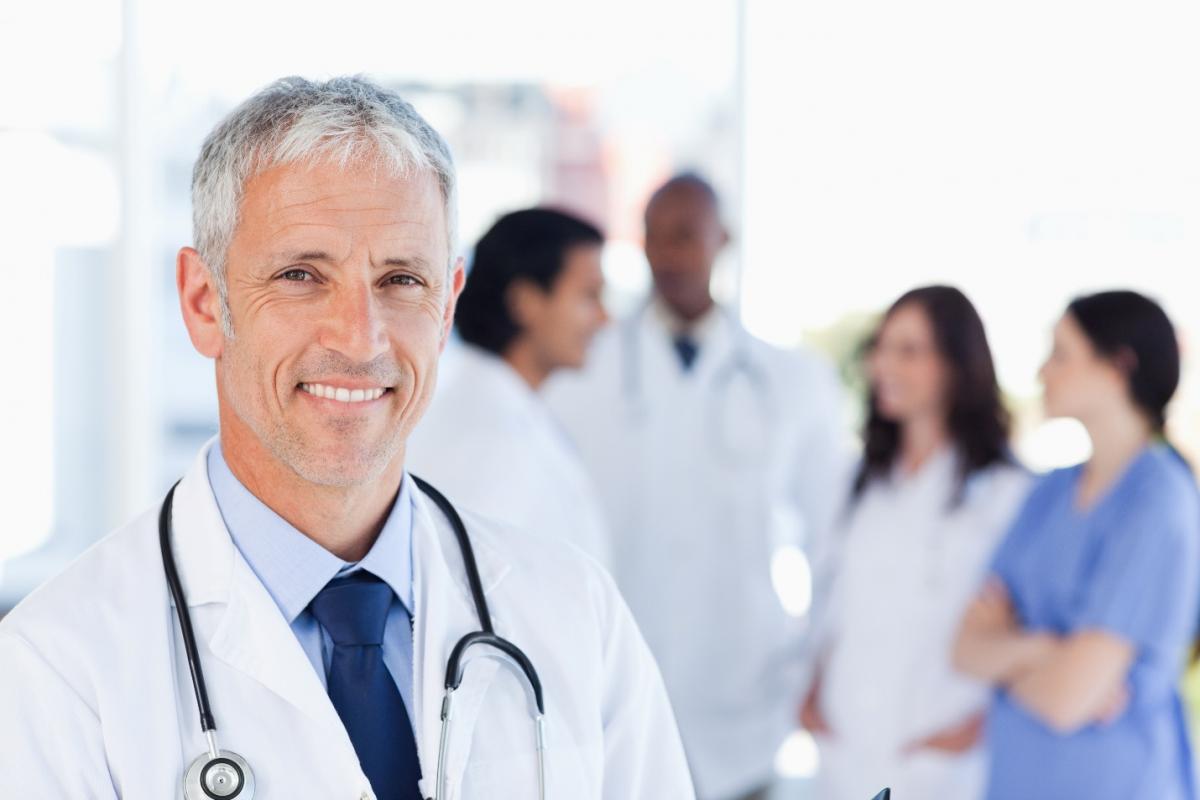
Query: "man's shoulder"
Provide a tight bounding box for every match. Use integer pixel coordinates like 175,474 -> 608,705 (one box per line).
735,328 -> 843,414
457,508 -> 617,606
461,506 -> 607,572
1,506 -> 161,650
739,327 -> 835,378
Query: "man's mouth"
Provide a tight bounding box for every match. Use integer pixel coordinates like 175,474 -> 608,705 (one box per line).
298,382 -> 390,404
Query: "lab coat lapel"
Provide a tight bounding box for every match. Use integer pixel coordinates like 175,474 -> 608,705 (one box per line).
170,441 -> 519,797
687,311 -> 735,388
410,485 -> 510,799
634,306 -> 680,412
169,444 -> 357,736
638,302 -> 734,393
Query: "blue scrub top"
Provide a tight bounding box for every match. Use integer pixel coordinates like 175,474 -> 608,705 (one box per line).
986,445 -> 1200,799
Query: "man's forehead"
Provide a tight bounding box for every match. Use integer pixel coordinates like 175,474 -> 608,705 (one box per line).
238,161 -> 446,246
645,185 -> 720,224
219,167 -> 451,277
250,161 -> 440,213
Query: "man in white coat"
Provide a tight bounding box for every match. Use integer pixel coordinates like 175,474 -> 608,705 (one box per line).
407,208 -> 612,568
0,76 -> 694,800
545,174 -> 847,800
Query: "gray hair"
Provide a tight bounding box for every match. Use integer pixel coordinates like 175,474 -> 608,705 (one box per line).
191,75 -> 458,334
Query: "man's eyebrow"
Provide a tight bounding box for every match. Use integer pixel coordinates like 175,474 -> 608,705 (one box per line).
272,252 -> 434,272
276,250 -> 335,264
381,256 -> 433,271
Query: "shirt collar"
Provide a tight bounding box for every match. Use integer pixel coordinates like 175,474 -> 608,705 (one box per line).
206,441 -> 415,622
650,294 -> 724,346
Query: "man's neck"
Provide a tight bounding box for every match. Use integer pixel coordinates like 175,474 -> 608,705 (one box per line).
503,340 -> 551,391
218,424 -> 404,563
664,295 -> 715,326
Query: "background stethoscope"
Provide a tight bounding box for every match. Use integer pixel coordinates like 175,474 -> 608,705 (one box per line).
619,302 -> 777,466
160,476 -> 548,800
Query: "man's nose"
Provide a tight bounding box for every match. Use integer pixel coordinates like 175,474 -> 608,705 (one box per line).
320,283 -> 389,364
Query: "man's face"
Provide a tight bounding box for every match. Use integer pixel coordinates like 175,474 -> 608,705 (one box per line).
213,159 -> 457,487
517,243 -> 608,371
643,188 -> 726,318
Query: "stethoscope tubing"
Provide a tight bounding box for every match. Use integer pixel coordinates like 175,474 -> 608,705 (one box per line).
162,474 -> 548,799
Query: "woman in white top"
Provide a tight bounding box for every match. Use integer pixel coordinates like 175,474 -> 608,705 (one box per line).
407,208 -> 613,567
801,285 -> 1031,799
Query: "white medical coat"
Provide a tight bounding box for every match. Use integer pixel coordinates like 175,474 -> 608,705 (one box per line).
545,302 -> 848,799
816,450 -> 1031,800
407,345 -> 612,569
0,441 -> 694,799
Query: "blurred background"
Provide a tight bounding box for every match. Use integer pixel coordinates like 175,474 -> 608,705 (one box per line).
4,0 -> 1200,794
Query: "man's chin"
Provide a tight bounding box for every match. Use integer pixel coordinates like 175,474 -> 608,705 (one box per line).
276,440 -> 400,489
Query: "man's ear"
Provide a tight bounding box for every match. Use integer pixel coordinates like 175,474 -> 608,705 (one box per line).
440,257 -> 466,351
506,278 -> 544,330
177,247 -> 225,358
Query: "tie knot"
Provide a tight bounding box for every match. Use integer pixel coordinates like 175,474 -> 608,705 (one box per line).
309,571 -> 394,646
673,334 -> 699,371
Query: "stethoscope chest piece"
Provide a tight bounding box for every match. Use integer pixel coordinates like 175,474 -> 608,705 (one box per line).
184,750 -> 255,799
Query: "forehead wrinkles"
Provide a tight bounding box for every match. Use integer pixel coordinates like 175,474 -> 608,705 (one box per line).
247,155 -> 425,206
266,182 -> 432,225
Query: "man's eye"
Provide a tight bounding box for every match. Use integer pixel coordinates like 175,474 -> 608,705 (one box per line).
387,274 -> 420,286
280,269 -> 313,282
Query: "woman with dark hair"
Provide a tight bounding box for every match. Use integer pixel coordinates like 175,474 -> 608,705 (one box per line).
406,207 -> 613,566
955,290 -> 1200,799
801,286 -> 1031,799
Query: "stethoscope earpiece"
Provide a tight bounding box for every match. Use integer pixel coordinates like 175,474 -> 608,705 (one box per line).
183,749 -> 255,799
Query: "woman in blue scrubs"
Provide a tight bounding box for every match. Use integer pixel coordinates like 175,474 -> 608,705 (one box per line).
954,290 -> 1200,799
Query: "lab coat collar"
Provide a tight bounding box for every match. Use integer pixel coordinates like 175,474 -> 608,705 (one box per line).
455,344 -> 542,418
409,486 -> 509,795
649,294 -> 723,345
171,438 -> 513,610
409,473 -> 513,612
638,297 -> 737,379
886,445 -> 958,488
205,441 -> 354,622
169,440 -> 355,728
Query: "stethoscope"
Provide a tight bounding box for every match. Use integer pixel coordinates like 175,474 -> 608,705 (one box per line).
159,476 -> 547,800
619,301 -> 777,465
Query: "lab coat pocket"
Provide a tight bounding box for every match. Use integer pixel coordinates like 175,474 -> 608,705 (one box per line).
456,660 -> 594,800
458,751 -> 540,798
458,744 -> 589,799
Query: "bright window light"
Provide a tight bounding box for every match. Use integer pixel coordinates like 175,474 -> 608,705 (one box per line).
771,545 -> 814,619
774,728 -> 820,780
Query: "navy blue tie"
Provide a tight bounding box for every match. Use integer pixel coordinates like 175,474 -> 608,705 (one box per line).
673,334 -> 700,371
309,571 -> 421,800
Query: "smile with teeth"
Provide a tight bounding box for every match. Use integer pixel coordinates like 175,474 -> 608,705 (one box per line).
299,383 -> 389,404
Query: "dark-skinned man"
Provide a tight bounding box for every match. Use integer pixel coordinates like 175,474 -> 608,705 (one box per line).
547,172 -> 847,800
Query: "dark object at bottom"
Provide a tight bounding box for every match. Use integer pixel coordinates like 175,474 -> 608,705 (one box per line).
871,790 -> 891,800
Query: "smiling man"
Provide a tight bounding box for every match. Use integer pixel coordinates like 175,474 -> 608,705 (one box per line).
0,76 -> 693,800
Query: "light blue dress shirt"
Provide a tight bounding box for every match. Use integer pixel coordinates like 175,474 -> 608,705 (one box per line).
206,442 -> 417,723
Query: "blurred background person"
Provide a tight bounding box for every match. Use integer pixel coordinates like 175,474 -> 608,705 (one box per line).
407,208 -> 612,567
800,286 -> 1032,799
955,290 -> 1200,800
546,172 -> 847,800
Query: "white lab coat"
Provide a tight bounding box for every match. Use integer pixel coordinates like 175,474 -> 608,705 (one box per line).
545,301 -> 848,800
0,441 -> 694,799
815,449 -> 1031,800
407,345 -> 612,569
